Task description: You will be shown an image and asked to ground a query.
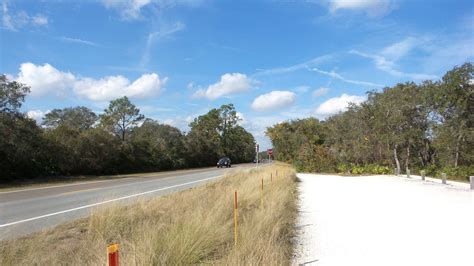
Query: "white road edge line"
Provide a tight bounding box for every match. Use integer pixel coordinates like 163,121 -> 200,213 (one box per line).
0,178 -> 133,194
0,175 -> 220,228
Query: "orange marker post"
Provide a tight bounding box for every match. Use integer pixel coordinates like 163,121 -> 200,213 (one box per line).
234,190 -> 238,246
107,243 -> 119,266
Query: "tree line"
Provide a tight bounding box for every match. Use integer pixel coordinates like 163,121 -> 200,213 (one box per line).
267,63 -> 473,180
0,75 -> 255,181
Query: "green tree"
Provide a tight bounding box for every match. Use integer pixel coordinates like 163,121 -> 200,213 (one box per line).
42,106 -> 97,131
185,104 -> 254,166
225,125 -> 256,163
428,63 -> 473,167
186,109 -> 222,166
217,104 -> 239,155
131,119 -> 186,170
99,96 -> 144,141
266,118 -> 331,170
0,74 -> 30,113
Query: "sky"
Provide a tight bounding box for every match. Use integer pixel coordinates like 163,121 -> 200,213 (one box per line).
1,0 -> 473,149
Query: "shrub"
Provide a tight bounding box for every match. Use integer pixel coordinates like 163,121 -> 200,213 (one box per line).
346,164 -> 391,175
437,166 -> 473,182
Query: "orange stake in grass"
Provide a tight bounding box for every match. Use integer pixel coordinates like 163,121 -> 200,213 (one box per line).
107,243 -> 119,266
234,190 -> 238,246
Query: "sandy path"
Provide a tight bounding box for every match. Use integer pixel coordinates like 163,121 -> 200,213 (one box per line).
293,174 -> 474,266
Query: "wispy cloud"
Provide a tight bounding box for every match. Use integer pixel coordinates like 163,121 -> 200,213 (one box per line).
101,0 -> 152,20
293,85 -> 311,93
350,50 -> 439,80
310,67 -> 383,87
2,2 -> 48,31
349,37 -> 441,80
59,36 -> 98,46
140,21 -> 186,68
253,54 -> 333,76
313,87 -> 330,97
101,0 -> 205,21
323,0 -> 397,18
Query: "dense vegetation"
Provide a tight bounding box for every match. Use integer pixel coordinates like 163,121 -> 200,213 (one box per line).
0,75 -> 255,181
267,63 -> 473,180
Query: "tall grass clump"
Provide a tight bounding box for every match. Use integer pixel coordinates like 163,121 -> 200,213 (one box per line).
0,162 -> 297,265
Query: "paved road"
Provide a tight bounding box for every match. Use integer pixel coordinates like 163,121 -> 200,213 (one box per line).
0,164 -> 253,240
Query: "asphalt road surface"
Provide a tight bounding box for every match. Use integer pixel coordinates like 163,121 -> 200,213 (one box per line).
0,164 -> 254,240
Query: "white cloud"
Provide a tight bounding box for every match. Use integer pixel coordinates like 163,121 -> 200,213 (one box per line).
102,0 -> 204,20
16,63 -> 75,97
310,67 -> 383,87
2,2 -> 48,30
327,0 -> 395,17
313,87 -> 330,97
381,37 -> 417,61
31,14 -> 48,25
236,112 -> 247,126
193,73 -> 252,100
102,0 -> 152,20
26,110 -> 47,124
163,115 -> 195,131
14,62 -> 167,101
251,91 -> 296,112
74,73 -> 167,101
315,93 -> 366,117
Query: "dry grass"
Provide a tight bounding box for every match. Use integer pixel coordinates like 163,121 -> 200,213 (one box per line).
0,162 -> 298,265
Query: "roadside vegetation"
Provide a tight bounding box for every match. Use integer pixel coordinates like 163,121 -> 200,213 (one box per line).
267,63 -> 473,181
1,75 -> 255,182
0,163 -> 298,265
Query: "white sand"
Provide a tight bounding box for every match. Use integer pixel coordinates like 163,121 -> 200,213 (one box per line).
294,173 -> 474,266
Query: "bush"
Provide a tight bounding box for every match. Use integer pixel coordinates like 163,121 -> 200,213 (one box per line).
341,163 -> 391,175
294,144 -> 336,173
438,166 -> 473,182
336,163 -> 349,173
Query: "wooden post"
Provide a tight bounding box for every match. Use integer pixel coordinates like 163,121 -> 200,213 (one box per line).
107,244 -> 119,266
421,170 -> 425,181
260,177 -> 264,208
442,173 -> 447,185
234,190 -> 238,246
406,169 -> 410,178
470,176 -> 474,190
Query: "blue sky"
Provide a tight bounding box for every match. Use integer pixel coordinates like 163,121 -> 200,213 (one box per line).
1,0 -> 473,149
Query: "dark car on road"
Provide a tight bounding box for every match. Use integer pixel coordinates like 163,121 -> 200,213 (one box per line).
217,157 -> 231,168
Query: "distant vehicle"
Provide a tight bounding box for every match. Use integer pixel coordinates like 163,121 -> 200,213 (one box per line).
217,157 -> 231,168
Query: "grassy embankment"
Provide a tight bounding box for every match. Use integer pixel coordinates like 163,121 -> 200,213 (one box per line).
0,162 -> 298,265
